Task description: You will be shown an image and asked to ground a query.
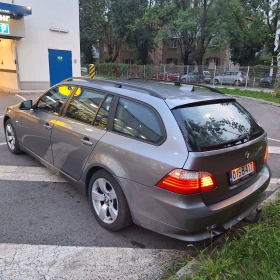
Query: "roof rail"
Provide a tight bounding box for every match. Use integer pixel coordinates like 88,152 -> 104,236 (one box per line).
63,77 -> 165,100
127,78 -> 224,94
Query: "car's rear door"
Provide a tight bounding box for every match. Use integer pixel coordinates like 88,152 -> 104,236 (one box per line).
51,87 -> 113,180
19,85 -> 75,163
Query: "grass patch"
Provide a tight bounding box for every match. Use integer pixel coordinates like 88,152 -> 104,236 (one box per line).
218,88 -> 280,104
179,194 -> 280,280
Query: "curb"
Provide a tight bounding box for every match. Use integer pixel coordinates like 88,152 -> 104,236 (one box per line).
226,94 -> 280,107
172,183 -> 280,280
0,88 -> 44,96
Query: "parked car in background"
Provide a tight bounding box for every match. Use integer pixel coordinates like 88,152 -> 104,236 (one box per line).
4,78 -> 270,241
181,71 -> 212,84
81,67 -> 88,77
214,71 -> 249,86
259,76 -> 273,88
152,70 -> 180,81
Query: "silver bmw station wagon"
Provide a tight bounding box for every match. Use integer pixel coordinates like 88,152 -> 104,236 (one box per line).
4,78 -> 270,241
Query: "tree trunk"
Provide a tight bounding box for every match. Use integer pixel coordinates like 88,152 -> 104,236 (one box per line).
183,51 -> 191,65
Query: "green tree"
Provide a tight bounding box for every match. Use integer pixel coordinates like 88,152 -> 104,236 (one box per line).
154,0 -> 231,66
248,0 -> 280,58
225,0 -> 268,66
79,0 -> 107,64
110,0 -> 159,64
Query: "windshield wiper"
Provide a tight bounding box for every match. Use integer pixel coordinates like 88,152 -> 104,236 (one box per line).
200,133 -> 248,151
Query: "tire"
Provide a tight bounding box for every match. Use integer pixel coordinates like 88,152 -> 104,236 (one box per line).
89,170 -> 132,231
182,78 -> 186,84
214,79 -> 219,85
234,80 -> 239,86
5,119 -> 22,155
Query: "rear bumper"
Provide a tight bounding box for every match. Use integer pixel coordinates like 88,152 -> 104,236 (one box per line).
117,165 -> 271,241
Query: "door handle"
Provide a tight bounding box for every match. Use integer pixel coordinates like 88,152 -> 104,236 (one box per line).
81,137 -> 93,146
44,123 -> 52,130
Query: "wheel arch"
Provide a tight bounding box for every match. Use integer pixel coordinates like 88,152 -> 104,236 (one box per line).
3,115 -> 10,126
84,164 -> 119,197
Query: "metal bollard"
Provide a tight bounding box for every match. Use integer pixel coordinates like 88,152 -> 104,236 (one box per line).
89,64 -> 96,78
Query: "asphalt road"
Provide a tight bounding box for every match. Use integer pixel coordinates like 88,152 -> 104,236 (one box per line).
0,91 -> 279,279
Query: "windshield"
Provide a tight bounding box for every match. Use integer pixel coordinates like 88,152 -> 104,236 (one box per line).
173,101 -> 264,151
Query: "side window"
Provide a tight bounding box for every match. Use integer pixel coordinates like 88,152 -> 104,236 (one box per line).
113,98 -> 165,144
37,86 -> 75,115
94,95 -> 113,130
65,88 -> 106,125
224,72 -> 230,76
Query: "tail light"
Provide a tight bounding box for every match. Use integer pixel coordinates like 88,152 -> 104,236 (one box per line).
264,145 -> 268,163
156,169 -> 216,195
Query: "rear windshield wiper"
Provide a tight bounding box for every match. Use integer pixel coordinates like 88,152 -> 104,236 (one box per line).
200,133 -> 248,151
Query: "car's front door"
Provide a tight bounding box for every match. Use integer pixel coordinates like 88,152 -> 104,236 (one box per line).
51,87 -> 113,180
19,86 -> 75,163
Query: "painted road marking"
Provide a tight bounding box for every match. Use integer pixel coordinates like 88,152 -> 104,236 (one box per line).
16,94 -> 26,101
268,138 -> 280,143
0,243 -> 188,280
0,94 -> 26,119
268,146 -> 280,154
0,166 -> 66,182
0,143 -> 6,146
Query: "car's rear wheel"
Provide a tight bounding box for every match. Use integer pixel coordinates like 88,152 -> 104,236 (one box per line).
89,170 -> 132,231
234,80 -> 239,86
262,82 -> 270,88
5,120 -> 22,155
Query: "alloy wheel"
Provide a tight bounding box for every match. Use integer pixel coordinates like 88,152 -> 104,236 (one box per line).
91,178 -> 118,224
6,124 -> 16,151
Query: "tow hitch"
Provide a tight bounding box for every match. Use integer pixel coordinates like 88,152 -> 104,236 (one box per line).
242,206 -> 262,224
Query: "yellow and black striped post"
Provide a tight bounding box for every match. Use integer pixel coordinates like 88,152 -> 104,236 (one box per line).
89,64 -> 96,78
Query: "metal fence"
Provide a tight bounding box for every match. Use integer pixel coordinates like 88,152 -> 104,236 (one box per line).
94,64 -> 279,90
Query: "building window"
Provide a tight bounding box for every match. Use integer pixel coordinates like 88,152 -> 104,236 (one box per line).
169,39 -> 177,48
123,59 -> 134,65
166,58 -> 178,65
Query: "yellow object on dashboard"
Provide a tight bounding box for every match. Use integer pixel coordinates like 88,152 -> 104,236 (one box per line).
58,86 -> 82,97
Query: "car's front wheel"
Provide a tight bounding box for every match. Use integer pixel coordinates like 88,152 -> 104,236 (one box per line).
5,120 -> 22,155
214,79 -> 219,85
89,170 -> 132,231
182,78 -> 186,84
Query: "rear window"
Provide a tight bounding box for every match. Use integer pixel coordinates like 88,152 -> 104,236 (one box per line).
173,101 -> 264,152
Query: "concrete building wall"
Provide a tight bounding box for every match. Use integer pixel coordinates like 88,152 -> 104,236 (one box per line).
1,0 -> 81,90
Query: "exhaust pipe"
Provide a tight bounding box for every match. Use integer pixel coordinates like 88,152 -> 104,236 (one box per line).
207,224 -> 227,236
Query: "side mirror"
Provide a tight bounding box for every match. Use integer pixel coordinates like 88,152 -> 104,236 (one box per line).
19,100 -> 33,110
